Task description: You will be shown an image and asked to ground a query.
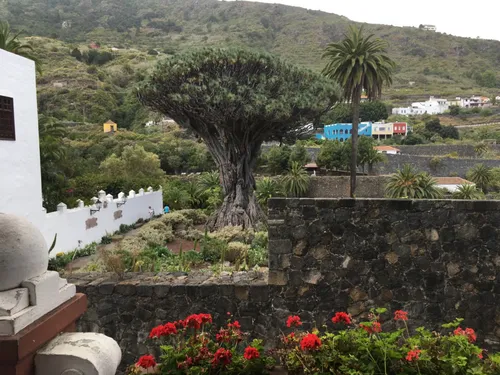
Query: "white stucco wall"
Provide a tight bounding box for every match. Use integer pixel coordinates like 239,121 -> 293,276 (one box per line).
0,50 -> 44,227
43,189 -> 163,253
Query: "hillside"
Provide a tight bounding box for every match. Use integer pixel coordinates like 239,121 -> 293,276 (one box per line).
2,0 -> 500,124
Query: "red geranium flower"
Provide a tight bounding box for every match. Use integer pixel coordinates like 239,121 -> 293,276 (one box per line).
360,321 -> 382,334
300,333 -> 322,351
184,314 -> 203,330
394,310 -> 408,321
244,346 -> 260,360
216,328 -> 231,343
228,320 -> 241,330
332,312 -> 352,325
212,348 -> 232,366
286,315 -> 302,328
137,354 -> 156,369
454,327 -> 477,343
199,313 -> 213,324
478,350 -> 484,359
406,349 -> 421,362
149,322 -> 178,338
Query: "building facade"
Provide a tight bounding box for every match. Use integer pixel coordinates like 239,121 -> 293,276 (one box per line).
392,97 -> 449,116
318,122 -> 372,141
372,122 -> 393,139
393,122 -> 408,136
103,120 -> 117,133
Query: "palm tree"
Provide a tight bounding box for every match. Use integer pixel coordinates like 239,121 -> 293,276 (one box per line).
467,164 -> 493,192
281,161 -> 310,198
256,177 -> 281,207
452,184 -> 483,200
322,25 -> 395,197
385,164 -> 442,199
0,21 -> 42,73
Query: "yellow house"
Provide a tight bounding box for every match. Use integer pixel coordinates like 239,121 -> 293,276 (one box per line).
103,120 -> 117,133
372,122 -> 393,140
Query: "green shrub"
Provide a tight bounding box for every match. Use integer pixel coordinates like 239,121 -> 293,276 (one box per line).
138,225 -> 173,247
101,234 -> 112,244
175,209 -> 208,225
248,246 -> 268,267
251,231 -> 268,249
160,212 -> 193,231
200,235 -> 228,263
208,225 -> 254,244
226,241 -> 250,262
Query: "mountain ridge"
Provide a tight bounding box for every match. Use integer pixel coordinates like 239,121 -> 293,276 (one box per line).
1,0 -> 500,125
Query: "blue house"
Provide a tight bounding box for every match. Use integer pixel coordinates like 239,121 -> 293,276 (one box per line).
316,122 -> 373,141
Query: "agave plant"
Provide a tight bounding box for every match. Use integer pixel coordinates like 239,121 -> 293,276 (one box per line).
281,161 -> 310,198
256,177 -> 281,206
385,164 -> 442,199
452,184 -> 483,200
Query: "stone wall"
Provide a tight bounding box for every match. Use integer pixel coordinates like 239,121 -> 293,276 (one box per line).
71,272 -> 275,374
374,154 -> 500,177
308,176 -> 389,198
398,144 -> 500,158
267,198 -> 500,349
73,198 -> 500,372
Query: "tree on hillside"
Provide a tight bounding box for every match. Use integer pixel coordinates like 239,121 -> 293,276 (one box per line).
100,144 -> 165,181
0,21 -> 41,73
138,48 -> 340,229
323,26 -> 395,197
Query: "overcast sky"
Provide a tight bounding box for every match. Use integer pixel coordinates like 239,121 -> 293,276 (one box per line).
226,0 -> 500,41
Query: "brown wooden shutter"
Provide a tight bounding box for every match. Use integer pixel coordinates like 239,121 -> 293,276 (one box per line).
0,96 -> 15,140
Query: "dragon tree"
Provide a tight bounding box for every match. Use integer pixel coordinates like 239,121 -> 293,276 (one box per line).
138,48 -> 339,230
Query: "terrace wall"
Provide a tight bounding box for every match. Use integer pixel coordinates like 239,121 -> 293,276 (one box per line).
73,198 -> 500,372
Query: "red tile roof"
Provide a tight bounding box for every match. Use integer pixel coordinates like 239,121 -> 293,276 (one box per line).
433,177 -> 474,185
304,163 -> 318,169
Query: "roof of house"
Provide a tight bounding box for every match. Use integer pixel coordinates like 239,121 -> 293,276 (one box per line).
104,120 -> 117,125
374,146 -> 400,152
433,177 -> 474,185
304,163 -> 318,169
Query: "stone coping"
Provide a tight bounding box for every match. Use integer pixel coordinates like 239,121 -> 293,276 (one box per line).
68,270 -> 268,291
268,197 -> 500,211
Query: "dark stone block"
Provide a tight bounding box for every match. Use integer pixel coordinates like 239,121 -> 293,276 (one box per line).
115,284 -> 137,296
269,239 -> 292,255
137,284 -> 153,297
98,282 -> 115,295
154,285 -> 170,298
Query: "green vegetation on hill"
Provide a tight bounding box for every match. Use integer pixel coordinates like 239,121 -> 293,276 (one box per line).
2,0 -> 500,126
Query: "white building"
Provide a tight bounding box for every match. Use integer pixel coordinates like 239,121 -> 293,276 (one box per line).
0,49 -> 163,253
434,177 -> 475,193
374,146 -> 401,155
392,96 -> 449,116
420,24 -> 437,31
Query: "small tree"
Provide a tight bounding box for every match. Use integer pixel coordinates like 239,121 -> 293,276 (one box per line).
139,48 -> 339,229
256,177 -> 281,207
316,140 -> 350,171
